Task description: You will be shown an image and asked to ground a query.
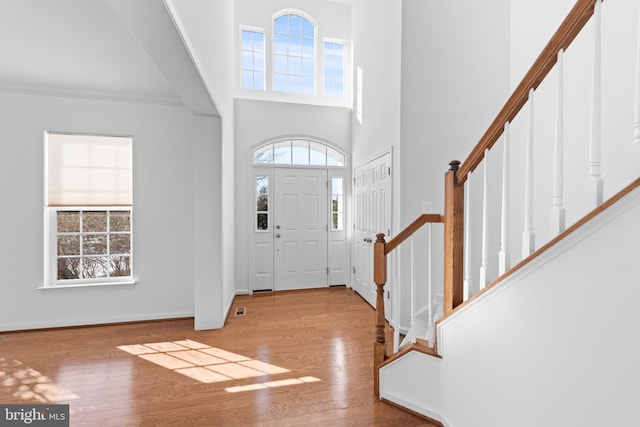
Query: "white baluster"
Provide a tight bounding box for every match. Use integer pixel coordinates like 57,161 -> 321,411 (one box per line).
522,88 -> 536,258
463,172 -> 472,300
427,221 -> 433,344
423,202 -> 433,346
499,122 -> 511,275
479,150 -> 489,289
551,49 -> 566,235
633,2 -> 640,178
393,251 -> 399,354
388,251 -> 401,354
588,0 -> 604,207
409,236 -> 416,345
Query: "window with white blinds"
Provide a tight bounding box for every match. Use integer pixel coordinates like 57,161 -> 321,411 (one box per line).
46,132 -> 132,207
44,132 -> 134,286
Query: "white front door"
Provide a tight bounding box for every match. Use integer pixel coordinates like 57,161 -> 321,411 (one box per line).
353,153 -> 392,308
273,168 -> 328,290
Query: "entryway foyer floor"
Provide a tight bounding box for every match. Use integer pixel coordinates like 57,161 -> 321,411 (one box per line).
0,287 -> 436,426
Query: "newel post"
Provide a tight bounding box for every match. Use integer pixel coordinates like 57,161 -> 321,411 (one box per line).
444,160 -> 464,316
373,232 -> 387,397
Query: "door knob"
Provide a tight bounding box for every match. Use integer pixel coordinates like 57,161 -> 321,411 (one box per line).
275,233 -> 281,238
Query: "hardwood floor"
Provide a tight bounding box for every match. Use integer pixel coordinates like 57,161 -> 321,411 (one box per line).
0,287 -> 437,426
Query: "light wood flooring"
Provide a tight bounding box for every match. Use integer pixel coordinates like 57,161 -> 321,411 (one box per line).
0,287 -> 437,426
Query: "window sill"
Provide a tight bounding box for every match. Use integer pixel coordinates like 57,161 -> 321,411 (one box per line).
37,280 -> 137,291
234,89 -> 351,109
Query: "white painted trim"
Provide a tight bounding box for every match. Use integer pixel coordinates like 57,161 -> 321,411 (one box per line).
235,89 -> 351,108
380,390 -> 450,426
37,281 -> 136,291
356,146 -> 393,170
0,310 -> 194,332
223,288 -> 235,323
0,83 -> 183,107
161,0 -> 220,117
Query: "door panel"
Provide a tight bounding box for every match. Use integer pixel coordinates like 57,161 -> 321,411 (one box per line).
274,168 -> 328,290
354,165 -> 373,306
353,153 -> 392,308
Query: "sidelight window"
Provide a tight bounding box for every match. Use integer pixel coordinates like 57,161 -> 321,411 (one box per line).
256,175 -> 269,231
331,177 -> 344,230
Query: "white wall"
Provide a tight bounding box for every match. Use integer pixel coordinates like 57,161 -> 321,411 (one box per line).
398,0 -> 510,329
234,99 -> 351,292
166,0 -> 236,329
0,91 -> 217,331
351,0 -> 402,168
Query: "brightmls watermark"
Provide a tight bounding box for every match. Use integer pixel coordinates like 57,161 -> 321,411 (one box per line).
0,405 -> 69,426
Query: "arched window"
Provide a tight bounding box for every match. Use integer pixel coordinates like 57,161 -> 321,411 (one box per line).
253,139 -> 344,166
273,13 -> 315,95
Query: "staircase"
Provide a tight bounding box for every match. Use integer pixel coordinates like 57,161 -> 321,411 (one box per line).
381,180 -> 640,426
373,1 -> 640,425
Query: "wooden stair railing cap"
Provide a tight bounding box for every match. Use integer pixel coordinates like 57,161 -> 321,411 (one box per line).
456,0 -> 601,184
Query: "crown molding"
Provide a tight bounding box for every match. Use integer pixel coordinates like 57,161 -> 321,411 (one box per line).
0,82 -> 185,107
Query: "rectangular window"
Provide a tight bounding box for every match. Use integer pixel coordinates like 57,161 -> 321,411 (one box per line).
241,29 -> 265,90
323,41 -> 344,97
45,132 -> 133,286
256,175 -> 269,231
56,209 -> 131,280
331,177 -> 344,231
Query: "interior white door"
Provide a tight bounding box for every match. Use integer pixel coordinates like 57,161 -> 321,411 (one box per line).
274,168 -> 328,290
354,164 -> 374,306
353,153 -> 392,308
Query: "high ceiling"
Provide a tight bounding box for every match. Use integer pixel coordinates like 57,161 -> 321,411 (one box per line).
0,0 -> 180,103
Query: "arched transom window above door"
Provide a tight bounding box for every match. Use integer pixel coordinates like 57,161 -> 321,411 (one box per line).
253,139 -> 345,167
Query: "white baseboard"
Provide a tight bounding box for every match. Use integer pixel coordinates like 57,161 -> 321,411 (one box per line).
379,389 -> 450,427
0,310 -> 195,332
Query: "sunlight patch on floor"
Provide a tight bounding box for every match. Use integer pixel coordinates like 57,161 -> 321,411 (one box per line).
225,376 -> 321,393
117,339 -> 321,391
0,358 -> 79,403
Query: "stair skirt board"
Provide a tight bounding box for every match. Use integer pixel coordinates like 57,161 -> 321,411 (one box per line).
379,351 -> 447,425
379,391 -> 451,427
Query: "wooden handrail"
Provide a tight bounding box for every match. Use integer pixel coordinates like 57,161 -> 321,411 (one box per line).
457,0 -> 600,184
384,214 -> 444,255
